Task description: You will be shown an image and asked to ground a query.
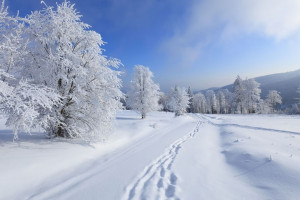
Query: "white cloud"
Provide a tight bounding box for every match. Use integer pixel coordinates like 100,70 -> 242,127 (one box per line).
162,0 -> 300,66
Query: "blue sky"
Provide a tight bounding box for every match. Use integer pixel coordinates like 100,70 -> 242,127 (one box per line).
6,0 -> 300,91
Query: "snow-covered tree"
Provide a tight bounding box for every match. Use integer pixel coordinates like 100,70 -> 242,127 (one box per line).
187,86 -> 194,113
233,76 -> 246,113
205,90 -> 217,114
22,1 -> 122,141
222,89 -> 234,114
257,99 -> 271,114
193,92 -> 207,113
168,86 -> 190,116
0,0 -> 26,79
0,1 -> 60,140
158,92 -> 169,112
244,79 -> 261,113
296,86 -> 300,103
0,75 -> 60,140
216,90 -> 226,114
266,90 -> 282,113
127,65 -> 160,119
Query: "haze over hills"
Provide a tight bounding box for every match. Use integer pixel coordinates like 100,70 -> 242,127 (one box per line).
202,69 -> 300,106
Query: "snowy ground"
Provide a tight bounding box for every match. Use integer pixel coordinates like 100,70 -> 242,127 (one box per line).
1,111 -> 300,200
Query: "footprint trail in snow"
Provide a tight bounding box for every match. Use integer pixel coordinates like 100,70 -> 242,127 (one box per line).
122,120 -> 202,200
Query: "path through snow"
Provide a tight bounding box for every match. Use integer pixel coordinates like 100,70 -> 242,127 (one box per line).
1,111 -> 300,200
122,120 -> 201,200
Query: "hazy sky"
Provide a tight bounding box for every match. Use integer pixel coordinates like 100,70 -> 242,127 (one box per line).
6,0 -> 300,91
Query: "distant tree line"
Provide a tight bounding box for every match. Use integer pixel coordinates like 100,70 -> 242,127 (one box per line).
126,73 -> 284,117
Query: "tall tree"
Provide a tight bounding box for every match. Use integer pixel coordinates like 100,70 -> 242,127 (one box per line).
23,1 -> 122,141
0,1 -> 59,140
127,65 -> 160,119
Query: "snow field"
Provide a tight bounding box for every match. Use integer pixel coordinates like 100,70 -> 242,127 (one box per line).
0,111 -> 300,200
122,120 -> 201,200
174,114 -> 300,200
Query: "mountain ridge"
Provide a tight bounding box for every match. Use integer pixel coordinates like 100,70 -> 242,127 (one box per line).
199,69 -> 300,105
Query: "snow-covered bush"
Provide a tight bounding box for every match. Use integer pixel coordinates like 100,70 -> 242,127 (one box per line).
127,65 -> 160,118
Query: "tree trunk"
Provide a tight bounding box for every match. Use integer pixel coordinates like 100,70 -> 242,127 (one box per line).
57,124 -> 63,137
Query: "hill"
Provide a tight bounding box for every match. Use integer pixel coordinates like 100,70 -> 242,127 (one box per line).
216,69 -> 300,105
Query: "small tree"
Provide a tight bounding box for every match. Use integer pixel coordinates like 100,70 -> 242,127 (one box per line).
127,65 -> 160,119
168,86 -> 190,116
266,90 -> 282,113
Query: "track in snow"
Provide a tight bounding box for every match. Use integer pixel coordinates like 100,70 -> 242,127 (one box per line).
122,120 -> 202,200
202,115 -> 300,135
